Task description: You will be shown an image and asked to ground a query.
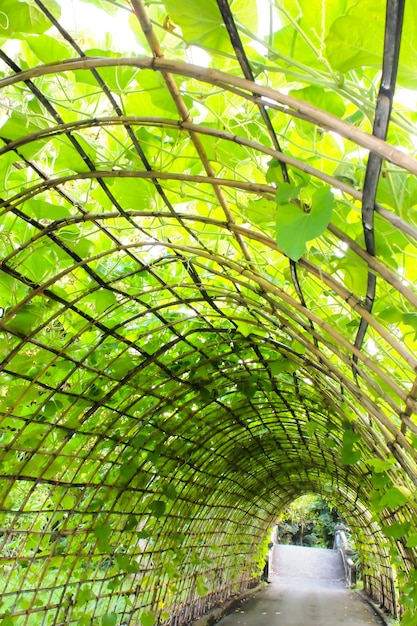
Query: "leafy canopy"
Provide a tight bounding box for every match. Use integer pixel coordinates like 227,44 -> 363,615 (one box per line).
0,0 -> 417,624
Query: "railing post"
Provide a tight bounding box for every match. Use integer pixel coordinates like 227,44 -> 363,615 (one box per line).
390,573 -> 398,619
334,525 -> 356,588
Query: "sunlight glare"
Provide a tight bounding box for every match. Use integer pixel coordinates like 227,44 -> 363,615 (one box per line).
57,0 -> 140,53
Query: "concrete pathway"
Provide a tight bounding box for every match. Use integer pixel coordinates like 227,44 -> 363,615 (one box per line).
217,544 -> 384,626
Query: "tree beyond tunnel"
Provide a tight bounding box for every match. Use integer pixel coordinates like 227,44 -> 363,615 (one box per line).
1,0 -> 417,624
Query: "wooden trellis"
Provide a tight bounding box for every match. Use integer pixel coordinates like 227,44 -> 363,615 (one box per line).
0,0 -> 417,624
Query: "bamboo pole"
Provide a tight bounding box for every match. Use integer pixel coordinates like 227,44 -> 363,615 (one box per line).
1,56 -> 416,174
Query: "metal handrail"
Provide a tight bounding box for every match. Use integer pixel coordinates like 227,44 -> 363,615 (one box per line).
334,526 -> 357,587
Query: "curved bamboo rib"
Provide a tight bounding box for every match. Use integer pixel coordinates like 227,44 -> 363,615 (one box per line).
0,2 -> 417,624
215,0 -> 289,181
353,0 -> 406,364
130,0 -> 254,265
1,56 -> 417,174
3,156 -> 417,321
2,115 -> 417,242
0,232 -> 413,410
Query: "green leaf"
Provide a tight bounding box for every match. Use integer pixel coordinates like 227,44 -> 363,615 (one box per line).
130,435 -> 148,449
276,187 -> 334,261
115,554 -> 139,573
382,521 -> 411,539
367,457 -> 396,473
270,358 -> 297,375
140,611 -> 155,626
132,72 -> 180,115
111,356 -> 134,379
26,199 -> 71,221
124,515 -> 138,531
161,0 -> 257,53
266,158 -> 286,185
275,183 -> 302,206
119,462 -> 137,481
245,198 -> 275,225
233,320 -> 266,339
341,447 -> 361,466
0,0 -> 61,36
403,314 -> 417,340
371,472 -> 391,490
340,425 -> 362,465
137,529 -> 151,540
196,575 -> 209,597
106,177 -> 152,209
271,24 -> 321,70
273,0 -> 347,70
76,49 -> 139,91
289,86 -> 346,118
76,587 -> 92,607
94,523 -> 111,541
335,250 -> 369,296
342,427 -> 361,446
58,225 -> 81,242
0,111 -> 47,158
333,161 -> 357,186
95,290 -> 117,315
162,484 -> 178,501
325,0 -> 384,73
235,320 -> 258,337
325,0 -> 417,87
4,303 -> 43,336
306,421 -> 320,436
0,611 -> 15,626
107,576 -> 125,591
94,523 -> 112,551
406,534 -> 417,548
237,376 -> 258,399
199,385 -> 213,403
149,500 -> 166,518
378,487 -> 410,509
400,610 -> 417,626
25,34 -> 72,63
53,135 -> 97,175
101,613 -> 117,626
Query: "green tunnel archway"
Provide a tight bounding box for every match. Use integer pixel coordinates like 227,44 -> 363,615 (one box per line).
1,0 -> 417,624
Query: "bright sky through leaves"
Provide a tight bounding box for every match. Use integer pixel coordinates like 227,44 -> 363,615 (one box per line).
0,0 -> 417,624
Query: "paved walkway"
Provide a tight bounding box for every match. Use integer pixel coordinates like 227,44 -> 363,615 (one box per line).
217,544 -> 384,626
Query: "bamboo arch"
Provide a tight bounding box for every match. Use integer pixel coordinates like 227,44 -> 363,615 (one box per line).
0,0 -> 417,623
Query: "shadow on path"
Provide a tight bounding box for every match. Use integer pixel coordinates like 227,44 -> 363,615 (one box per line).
216,544 -> 384,626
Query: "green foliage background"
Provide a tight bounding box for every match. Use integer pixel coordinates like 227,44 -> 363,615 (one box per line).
0,0 -> 417,624
276,495 -> 340,548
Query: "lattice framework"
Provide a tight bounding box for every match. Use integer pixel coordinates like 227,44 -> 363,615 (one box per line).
1,0 -> 417,624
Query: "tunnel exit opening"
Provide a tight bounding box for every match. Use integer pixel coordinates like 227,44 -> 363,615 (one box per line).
274,494 -> 342,549
267,490 -> 399,620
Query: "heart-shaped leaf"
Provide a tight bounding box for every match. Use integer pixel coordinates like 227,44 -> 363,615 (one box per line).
276,187 -> 334,260
149,500 -> 166,518
140,611 -> 155,626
